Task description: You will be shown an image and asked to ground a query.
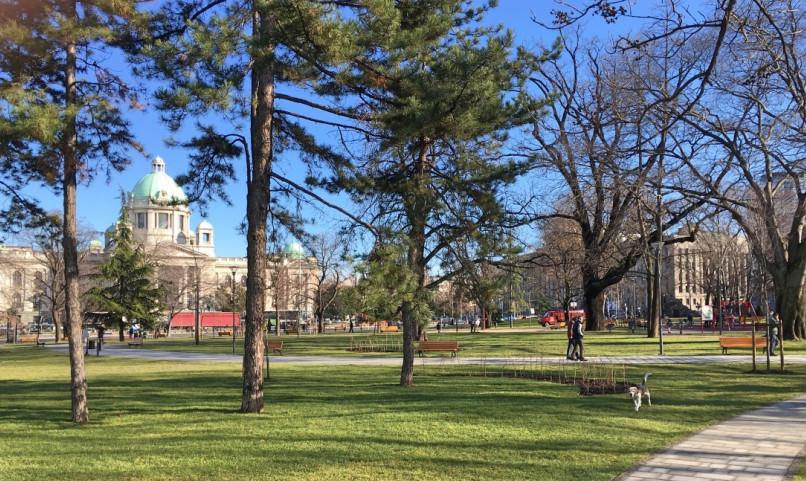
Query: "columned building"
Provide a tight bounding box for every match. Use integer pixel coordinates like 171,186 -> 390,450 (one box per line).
0,157 -> 318,335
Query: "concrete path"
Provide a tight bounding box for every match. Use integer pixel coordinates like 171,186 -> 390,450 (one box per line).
613,394 -> 806,481
44,344 -> 806,480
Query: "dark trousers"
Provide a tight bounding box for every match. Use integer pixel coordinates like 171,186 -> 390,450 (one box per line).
571,337 -> 584,359
566,338 -> 575,358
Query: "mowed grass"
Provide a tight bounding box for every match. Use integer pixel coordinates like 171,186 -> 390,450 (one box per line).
95,327 -> 805,358
1,345 -> 804,481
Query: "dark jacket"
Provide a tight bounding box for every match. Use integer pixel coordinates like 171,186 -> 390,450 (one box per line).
572,320 -> 584,339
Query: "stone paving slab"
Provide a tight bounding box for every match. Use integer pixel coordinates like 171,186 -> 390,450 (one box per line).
613,395 -> 806,481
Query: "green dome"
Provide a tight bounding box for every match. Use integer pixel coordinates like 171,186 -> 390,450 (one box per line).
131,157 -> 187,204
90,239 -> 103,247
283,241 -> 305,259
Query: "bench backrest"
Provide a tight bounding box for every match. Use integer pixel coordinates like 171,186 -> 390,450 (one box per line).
267,341 -> 283,349
719,337 -> 765,346
418,341 -> 458,349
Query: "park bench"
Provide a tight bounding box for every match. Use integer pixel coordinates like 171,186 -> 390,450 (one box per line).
719,336 -> 767,354
218,330 -> 232,336
379,325 -> 399,332
35,339 -> 47,347
334,326 -> 347,331
267,340 -> 283,354
285,329 -> 299,335
19,336 -> 37,343
417,340 -> 459,357
127,338 -> 144,348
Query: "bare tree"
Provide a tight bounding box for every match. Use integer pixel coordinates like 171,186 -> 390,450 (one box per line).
523,29 -> 706,333
306,234 -> 347,334
673,0 -> 806,339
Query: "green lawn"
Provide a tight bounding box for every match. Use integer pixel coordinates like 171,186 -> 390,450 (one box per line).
0,345 -> 803,481
96,328 -> 805,358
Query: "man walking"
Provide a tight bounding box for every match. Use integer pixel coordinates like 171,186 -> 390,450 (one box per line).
571,317 -> 586,361
566,317 -> 576,360
96,323 -> 106,356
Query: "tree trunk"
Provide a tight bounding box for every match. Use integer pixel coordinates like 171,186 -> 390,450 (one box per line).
63,11 -> 89,422
400,139 -> 430,387
400,300 -> 416,387
776,259 -> 806,341
584,287 -> 605,332
54,309 -> 62,344
647,270 -> 660,339
240,10 -> 273,414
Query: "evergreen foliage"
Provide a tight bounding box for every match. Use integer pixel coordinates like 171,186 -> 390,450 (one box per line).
315,0 -> 550,385
0,0 -> 145,423
85,203 -> 163,340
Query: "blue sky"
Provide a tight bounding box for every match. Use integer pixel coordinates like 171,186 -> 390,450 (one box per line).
14,2 -> 618,258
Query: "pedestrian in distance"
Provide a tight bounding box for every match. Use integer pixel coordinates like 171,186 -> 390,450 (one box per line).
571,317 -> 586,361
566,318 -> 576,360
348,319 -> 354,333
436,320 -> 442,333
96,323 -> 106,356
769,313 -> 780,355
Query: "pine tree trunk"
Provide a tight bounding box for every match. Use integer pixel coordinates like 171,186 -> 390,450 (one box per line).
240,10 -> 274,414
63,12 -> 89,422
400,299 -> 416,387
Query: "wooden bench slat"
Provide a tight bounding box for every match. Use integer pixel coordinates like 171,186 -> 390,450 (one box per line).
719,336 -> 766,354
417,341 -> 458,357
267,341 -> 283,354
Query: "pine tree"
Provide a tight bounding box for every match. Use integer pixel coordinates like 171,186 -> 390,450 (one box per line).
132,0 -> 367,412
0,0 -> 143,422
85,205 -> 163,343
319,0 -> 545,386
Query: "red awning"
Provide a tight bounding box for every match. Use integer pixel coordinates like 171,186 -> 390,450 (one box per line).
171,312 -> 241,328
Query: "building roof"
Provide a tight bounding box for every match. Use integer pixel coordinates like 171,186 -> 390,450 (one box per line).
131,156 -> 188,204
283,240 -> 305,259
171,312 -> 241,328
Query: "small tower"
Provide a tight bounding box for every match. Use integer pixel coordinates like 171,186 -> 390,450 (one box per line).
195,219 -> 215,256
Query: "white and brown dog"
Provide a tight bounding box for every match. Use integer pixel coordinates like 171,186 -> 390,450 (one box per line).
628,373 -> 652,411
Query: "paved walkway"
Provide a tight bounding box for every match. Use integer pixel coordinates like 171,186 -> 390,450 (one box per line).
613,394 -> 806,481
44,344 -> 806,480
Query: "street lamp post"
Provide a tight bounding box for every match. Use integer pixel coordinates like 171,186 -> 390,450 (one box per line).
230,266 -> 237,355
653,241 -> 664,356
194,268 -> 201,345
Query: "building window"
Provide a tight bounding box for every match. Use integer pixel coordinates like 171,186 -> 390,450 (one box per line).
179,215 -> 185,231
158,213 -> 169,229
137,212 -> 146,228
13,270 -> 22,287
202,233 -> 210,243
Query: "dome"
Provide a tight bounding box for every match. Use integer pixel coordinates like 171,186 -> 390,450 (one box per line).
105,223 -> 117,234
197,219 -> 213,230
89,239 -> 103,248
131,156 -> 187,204
283,241 -> 305,259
